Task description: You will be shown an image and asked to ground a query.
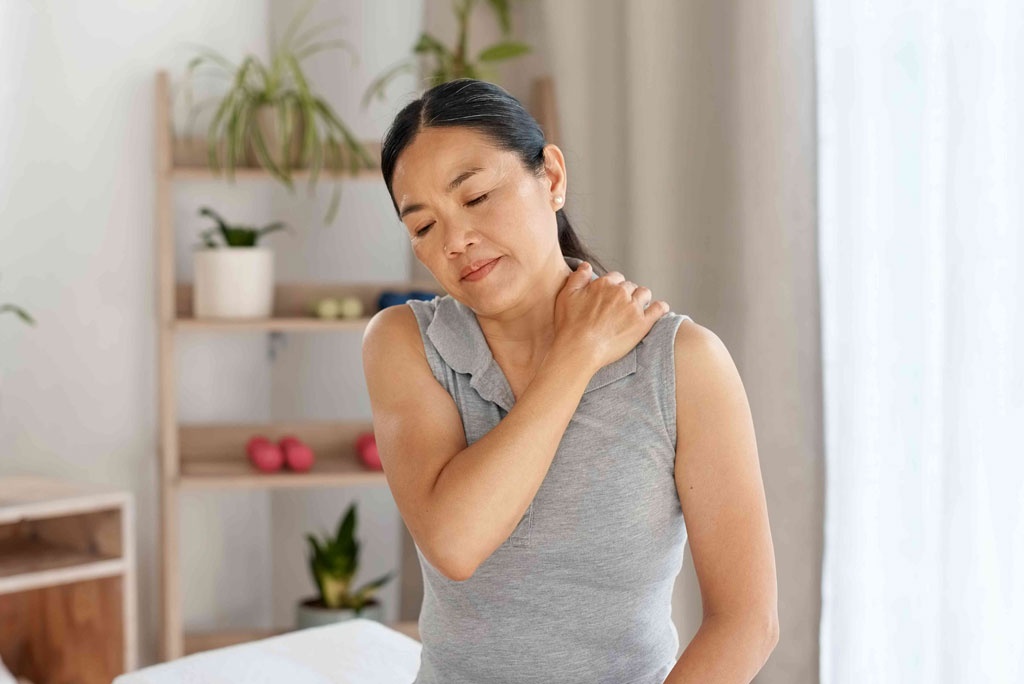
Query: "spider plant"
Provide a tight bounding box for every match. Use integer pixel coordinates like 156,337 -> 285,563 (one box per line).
183,0 -> 375,224
361,0 -> 532,107
195,206 -> 291,249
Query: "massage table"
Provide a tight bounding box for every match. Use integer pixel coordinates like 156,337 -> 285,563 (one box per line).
112,619 -> 422,684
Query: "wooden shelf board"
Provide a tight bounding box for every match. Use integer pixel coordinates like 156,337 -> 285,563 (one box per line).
178,459 -> 386,490
169,136 -> 383,182
174,282 -> 445,323
0,475 -> 129,525
178,421 -> 386,490
0,537 -> 124,595
175,316 -> 370,332
170,165 -> 383,181
183,620 -> 419,655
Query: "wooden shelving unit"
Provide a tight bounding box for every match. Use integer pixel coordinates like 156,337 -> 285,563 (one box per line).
153,70 -> 436,661
0,476 -> 137,684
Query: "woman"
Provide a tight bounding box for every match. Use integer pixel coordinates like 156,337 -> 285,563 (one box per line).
362,79 -> 778,684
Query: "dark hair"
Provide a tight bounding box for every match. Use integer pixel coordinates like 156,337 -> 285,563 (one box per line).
379,78 -> 608,275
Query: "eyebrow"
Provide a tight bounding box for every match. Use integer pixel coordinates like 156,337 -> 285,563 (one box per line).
399,166 -> 485,220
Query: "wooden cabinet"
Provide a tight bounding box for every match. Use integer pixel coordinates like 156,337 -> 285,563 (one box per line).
0,476 -> 137,684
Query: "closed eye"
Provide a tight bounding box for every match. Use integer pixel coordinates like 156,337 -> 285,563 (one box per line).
413,194 -> 489,237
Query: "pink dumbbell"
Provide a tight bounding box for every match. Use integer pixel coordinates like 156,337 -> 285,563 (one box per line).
246,435 -> 283,473
279,434 -> 315,472
355,432 -> 381,470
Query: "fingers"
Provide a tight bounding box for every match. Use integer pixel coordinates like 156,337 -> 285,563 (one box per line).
602,270 -> 625,285
629,283 -> 650,305
643,298 -> 670,323
565,260 -> 593,293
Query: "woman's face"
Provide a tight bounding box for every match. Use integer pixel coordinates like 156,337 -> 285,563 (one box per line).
391,126 -> 566,314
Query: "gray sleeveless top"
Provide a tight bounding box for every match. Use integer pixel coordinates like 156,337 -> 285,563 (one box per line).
405,255 -> 692,684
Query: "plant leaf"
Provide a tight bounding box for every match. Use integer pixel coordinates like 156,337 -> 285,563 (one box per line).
275,98 -> 290,174
249,105 -> 292,188
276,0 -> 316,54
476,40 -> 530,62
294,38 -> 357,64
336,504 -> 357,545
256,221 -> 289,239
311,98 -> 375,169
360,59 -> 415,109
182,43 -> 237,74
292,16 -> 348,52
301,95 -> 323,188
484,0 -> 512,35
0,304 -> 36,326
352,571 -> 395,601
324,182 -> 343,225
413,32 -> 451,58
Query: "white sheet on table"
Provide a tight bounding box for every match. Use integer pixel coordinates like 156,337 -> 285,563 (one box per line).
113,618 -> 422,684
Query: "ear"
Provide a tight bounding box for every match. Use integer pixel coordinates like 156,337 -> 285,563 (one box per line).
541,143 -> 567,202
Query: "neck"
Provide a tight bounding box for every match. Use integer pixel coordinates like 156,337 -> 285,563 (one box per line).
475,252 -> 574,370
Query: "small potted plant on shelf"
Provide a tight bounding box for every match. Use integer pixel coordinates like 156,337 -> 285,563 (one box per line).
183,0 -> 376,224
192,206 -> 290,319
362,0 -> 531,105
297,502 -> 395,629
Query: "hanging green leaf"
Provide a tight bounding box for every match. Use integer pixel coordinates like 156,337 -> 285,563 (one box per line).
477,41 -> 531,62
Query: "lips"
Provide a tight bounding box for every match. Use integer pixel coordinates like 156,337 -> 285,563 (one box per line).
460,257 -> 501,280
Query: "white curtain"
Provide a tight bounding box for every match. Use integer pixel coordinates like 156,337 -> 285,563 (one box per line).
816,2 -> 1024,682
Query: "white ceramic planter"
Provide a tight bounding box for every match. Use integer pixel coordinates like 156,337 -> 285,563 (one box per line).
193,247 -> 274,318
295,597 -> 383,630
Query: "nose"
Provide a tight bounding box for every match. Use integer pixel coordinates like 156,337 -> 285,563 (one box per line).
442,221 -> 479,257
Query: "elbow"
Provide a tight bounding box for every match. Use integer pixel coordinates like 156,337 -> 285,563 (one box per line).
443,562 -> 476,582
425,540 -> 478,582
438,555 -> 477,582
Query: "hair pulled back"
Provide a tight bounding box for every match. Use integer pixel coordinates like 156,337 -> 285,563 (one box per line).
379,78 -> 607,275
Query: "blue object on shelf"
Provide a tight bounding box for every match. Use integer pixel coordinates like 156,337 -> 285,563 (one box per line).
377,290 -> 439,310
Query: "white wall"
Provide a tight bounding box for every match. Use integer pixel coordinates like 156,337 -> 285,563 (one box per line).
0,0 -> 422,667
262,0 -> 424,632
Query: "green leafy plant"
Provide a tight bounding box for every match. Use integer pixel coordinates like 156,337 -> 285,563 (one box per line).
195,206 -> 290,248
0,275 -> 34,326
183,0 -> 376,224
362,0 -> 532,106
305,503 -> 395,614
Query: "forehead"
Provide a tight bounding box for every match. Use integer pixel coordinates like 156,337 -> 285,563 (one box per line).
392,127 -> 513,200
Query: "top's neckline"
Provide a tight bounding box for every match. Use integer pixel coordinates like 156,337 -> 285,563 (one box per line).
423,255 -> 639,412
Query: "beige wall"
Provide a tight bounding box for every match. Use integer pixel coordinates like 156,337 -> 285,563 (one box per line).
537,1 -> 823,682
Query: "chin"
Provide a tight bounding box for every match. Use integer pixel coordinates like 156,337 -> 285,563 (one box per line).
458,281 -> 516,315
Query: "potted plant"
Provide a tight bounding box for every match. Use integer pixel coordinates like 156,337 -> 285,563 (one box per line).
183,0 -> 376,224
297,502 -> 395,629
192,206 -> 290,319
0,275 -> 35,326
362,0 -> 532,106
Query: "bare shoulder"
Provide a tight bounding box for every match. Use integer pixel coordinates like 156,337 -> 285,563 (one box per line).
672,317 -> 739,392
362,302 -> 425,361
672,316 -> 754,458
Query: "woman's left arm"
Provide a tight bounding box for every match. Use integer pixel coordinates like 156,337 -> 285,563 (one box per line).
662,320 -> 779,684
